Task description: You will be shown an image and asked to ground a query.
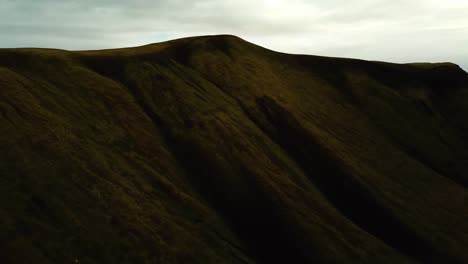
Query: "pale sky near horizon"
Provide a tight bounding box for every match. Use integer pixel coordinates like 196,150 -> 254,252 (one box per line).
1,0 -> 467,70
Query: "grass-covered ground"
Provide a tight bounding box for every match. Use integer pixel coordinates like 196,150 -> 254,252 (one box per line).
1,35 -> 467,263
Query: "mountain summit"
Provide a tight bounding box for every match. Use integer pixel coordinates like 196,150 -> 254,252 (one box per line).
1,35 -> 468,263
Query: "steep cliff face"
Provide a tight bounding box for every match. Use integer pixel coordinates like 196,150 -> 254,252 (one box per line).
1,35 -> 467,264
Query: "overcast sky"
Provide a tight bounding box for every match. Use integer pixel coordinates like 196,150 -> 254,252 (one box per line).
1,0 -> 467,70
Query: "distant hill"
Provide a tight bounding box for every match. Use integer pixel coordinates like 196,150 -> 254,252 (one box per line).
1,35 -> 468,264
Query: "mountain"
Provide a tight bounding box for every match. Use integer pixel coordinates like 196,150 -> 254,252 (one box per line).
1,35 -> 468,264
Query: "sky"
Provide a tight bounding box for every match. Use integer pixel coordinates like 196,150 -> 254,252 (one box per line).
1,0 -> 467,70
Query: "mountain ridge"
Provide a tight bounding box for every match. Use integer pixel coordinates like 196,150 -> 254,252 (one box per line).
1,35 -> 468,264
2,34 -> 466,72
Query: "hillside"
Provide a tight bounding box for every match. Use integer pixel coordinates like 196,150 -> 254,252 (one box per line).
1,35 -> 468,263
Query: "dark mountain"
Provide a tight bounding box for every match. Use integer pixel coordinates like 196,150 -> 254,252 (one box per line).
1,35 -> 468,263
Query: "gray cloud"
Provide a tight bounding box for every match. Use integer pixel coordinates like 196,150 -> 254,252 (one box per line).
0,0 -> 467,70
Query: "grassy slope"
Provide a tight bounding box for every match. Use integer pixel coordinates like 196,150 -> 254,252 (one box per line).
0,35 -> 467,263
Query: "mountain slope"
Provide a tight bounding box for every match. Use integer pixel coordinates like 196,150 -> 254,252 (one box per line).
1,35 -> 468,263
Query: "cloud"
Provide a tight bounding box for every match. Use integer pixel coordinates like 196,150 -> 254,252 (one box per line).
0,0 -> 466,70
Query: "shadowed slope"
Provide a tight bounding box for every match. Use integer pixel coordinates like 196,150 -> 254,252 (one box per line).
0,35 -> 467,263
